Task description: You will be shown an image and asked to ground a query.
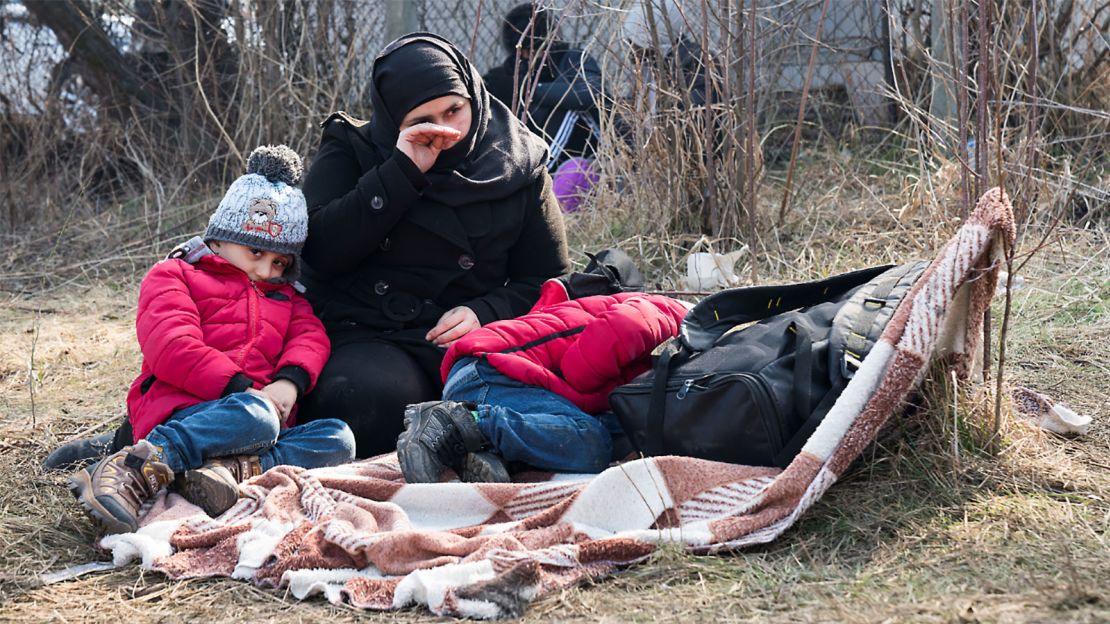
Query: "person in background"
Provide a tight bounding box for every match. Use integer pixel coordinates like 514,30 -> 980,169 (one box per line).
295,33 -> 569,459
483,2 -> 604,213
69,146 -> 355,535
622,0 -> 709,116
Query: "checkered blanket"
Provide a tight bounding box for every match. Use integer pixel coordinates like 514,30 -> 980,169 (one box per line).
100,189 -> 1015,619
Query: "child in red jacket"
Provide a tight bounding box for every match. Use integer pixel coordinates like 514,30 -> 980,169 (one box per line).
70,146 -> 354,535
396,282 -> 689,483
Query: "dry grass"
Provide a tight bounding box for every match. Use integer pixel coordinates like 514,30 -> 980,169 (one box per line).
1,164 -> 1107,622
2,0 -> 1105,618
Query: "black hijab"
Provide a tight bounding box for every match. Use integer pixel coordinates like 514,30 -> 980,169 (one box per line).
368,33 -> 548,206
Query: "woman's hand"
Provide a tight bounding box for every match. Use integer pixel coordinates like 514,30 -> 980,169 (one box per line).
396,123 -> 463,173
426,306 -> 480,347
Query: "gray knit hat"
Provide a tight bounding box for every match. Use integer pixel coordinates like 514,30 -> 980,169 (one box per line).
205,145 -> 308,258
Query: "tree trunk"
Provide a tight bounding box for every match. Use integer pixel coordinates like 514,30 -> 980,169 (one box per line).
24,0 -> 163,113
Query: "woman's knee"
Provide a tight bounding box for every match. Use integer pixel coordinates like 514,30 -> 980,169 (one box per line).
301,341 -> 438,456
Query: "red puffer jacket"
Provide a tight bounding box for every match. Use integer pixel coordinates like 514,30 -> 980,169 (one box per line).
441,281 -> 690,414
126,253 -> 330,441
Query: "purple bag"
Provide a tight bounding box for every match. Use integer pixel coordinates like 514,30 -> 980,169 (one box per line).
551,157 -> 598,213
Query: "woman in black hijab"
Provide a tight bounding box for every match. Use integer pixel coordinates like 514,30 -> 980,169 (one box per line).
297,34 -> 570,457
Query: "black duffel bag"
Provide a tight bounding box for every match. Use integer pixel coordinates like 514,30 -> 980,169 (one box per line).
609,261 -> 927,468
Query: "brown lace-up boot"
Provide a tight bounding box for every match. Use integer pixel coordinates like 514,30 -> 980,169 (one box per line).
68,439 -> 174,535
175,455 -> 262,518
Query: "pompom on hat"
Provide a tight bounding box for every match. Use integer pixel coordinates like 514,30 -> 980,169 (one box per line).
204,145 -> 308,279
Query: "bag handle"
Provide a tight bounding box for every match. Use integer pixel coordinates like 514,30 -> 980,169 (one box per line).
791,321 -> 813,426
680,265 -> 893,352
644,340 -> 687,456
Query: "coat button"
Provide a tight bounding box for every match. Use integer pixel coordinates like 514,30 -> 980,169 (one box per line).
374,280 -> 389,295
370,195 -> 385,211
458,254 -> 475,270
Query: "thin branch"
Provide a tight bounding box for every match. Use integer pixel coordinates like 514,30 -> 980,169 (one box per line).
777,0 -> 831,224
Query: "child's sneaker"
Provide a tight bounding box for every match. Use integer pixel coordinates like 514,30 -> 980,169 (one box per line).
397,401 -> 509,483
68,439 -> 174,535
175,455 -> 261,518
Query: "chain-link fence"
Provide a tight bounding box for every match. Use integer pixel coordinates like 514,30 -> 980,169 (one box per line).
2,0 -> 1106,234
330,0 -> 896,127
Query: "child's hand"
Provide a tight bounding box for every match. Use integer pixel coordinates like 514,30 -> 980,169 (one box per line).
245,387 -> 280,415
426,306 -> 480,347
260,379 -> 299,421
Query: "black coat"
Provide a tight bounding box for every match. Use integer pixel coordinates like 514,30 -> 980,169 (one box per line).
300,112 -> 570,376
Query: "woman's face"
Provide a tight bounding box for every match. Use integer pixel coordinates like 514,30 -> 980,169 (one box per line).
399,95 -> 472,149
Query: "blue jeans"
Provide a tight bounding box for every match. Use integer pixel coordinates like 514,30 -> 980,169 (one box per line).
143,392 -> 355,474
442,357 -> 626,473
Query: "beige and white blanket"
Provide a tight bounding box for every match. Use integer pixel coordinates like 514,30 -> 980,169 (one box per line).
99,189 -> 1015,619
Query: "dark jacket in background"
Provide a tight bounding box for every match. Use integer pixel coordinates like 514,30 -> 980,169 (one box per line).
483,43 -> 604,165
664,37 -> 708,108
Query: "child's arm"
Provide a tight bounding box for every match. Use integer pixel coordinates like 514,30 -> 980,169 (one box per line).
271,294 -> 331,401
136,261 -> 249,400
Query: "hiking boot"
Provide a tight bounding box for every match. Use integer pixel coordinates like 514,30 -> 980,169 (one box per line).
43,431 -> 115,471
397,401 -> 504,483
68,440 -> 174,535
459,451 -> 511,483
175,455 -> 262,518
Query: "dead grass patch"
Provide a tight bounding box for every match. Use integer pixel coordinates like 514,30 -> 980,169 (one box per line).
0,173 -> 1106,622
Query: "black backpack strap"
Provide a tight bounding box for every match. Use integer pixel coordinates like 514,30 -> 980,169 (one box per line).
681,265 -> 894,351
773,376 -> 846,468
644,340 -> 686,456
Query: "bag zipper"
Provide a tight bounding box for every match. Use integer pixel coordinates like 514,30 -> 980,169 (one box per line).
737,374 -> 785,453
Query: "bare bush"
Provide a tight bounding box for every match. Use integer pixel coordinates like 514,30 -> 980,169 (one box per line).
0,0 -> 1105,290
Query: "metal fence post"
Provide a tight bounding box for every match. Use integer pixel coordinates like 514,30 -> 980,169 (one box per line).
384,0 -> 420,43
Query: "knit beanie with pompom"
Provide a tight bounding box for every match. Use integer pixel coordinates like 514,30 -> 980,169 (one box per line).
205,145 -> 308,259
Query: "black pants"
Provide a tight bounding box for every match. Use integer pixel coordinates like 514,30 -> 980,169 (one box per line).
298,335 -> 441,458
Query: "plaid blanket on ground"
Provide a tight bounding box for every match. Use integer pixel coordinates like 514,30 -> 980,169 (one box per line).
100,189 -> 1015,619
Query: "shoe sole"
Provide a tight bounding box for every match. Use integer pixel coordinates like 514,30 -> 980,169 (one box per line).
397,443 -> 444,483
176,469 -> 238,517
67,469 -> 137,535
460,452 -> 511,483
